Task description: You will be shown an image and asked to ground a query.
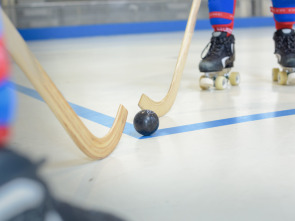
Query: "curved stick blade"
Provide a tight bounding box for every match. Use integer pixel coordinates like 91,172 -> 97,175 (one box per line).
138,0 -> 201,117
74,104 -> 128,159
1,9 -> 128,159
139,92 -> 176,118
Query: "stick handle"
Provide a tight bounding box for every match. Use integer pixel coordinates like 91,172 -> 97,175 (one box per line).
139,0 -> 201,117
1,8 -> 127,159
171,0 -> 201,92
2,9 -> 89,139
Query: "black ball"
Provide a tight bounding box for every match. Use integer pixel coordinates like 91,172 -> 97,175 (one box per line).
133,110 -> 159,136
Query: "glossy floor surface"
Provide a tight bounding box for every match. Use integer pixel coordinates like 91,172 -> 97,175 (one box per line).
9,27 -> 295,221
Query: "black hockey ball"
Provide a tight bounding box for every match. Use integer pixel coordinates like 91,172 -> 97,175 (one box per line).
133,110 -> 159,136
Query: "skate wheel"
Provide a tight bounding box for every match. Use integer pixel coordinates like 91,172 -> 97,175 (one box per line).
278,71 -> 288,85
272,68 -> 279,81
229,72 -> 240,86
199,76 -> 213,90
288,73 -> 295,84
215,76 -> 227,90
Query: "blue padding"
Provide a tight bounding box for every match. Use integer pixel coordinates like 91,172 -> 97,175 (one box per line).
274,14 -> 295,23
0,81 -> 16,126
208,0 -> 235,26
18,17 -> 275,41
272,0 -> 295,23
272,0 -> 295,8
209,0 -> 235,14
210,18 -> 232,26
19,20 -> 188,41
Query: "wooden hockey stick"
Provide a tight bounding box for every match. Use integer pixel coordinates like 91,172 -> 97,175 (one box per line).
138,0 -> 201,117
1,9 -> 128,159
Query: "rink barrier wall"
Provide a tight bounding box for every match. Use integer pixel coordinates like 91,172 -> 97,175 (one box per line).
18,17 -> 275,41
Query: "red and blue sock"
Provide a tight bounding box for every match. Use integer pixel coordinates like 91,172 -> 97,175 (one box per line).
208,0 -> 236,35
271,0 -> 295,30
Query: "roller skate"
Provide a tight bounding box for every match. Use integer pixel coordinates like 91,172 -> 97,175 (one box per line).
272,29 -> 295,85
0,148 -> 125,221
199,32 -> 240,90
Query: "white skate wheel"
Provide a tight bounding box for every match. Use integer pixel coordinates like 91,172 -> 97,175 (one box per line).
229,72 -> 240,86
199,76 -> 213,90
215,76 -> 227,90
278,71 -> 288,85
272,68 -> 279,82
287,72 -> 295,84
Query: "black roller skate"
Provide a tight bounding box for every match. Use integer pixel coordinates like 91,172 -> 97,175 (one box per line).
199,32 -> 240,90
272,29 -> 295,85
0,148 -> 124,221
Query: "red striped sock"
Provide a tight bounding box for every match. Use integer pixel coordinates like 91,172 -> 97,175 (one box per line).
0,127 -> 10,148
275,21 -> 294,30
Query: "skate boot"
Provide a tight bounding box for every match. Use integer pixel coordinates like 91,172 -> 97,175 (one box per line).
199,32 -> 240,90
0,148 -> 125,221
272,29 -> 295,85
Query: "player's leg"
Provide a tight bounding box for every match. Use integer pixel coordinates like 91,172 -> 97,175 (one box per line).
271,0 -> 295,84
0,10 -> 15,147
271,0 -> 295,30
208,0 -> 236,35
199,0 -> 239,90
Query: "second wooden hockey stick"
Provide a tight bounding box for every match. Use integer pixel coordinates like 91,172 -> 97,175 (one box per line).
138,0 -> 201,117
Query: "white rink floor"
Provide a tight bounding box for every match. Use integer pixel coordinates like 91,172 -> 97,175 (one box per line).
9,27 -> 295,221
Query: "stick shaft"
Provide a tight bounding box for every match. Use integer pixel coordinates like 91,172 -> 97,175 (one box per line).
2,9 -> 127,159
139,0 -> 201,117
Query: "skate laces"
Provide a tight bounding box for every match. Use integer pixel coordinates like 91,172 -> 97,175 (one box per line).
201,36 -> 232,59
275,32 -> 295,53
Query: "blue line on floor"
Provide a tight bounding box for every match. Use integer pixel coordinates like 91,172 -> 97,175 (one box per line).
12,83 -> 295,140
143,109 -> 295,139
12,83 -> 140,138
